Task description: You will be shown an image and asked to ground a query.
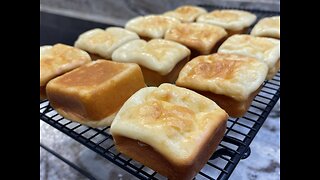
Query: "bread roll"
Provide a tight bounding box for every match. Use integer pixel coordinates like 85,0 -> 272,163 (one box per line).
176,53 -> 268,117
164,23 -> 227,57
163,5 -> 207,23
74,27 -> 139,59
46,60 -> 145,127
40,43 -> 91,99
218,34 -> 280,80
111,83 -> 228,180
251,16 -> 280,39
112,39 -> 190,86
197,9 -> 257,36
125,15 -> 181,40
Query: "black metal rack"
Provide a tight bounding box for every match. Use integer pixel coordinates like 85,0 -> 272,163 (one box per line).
40,5 -> 280,180
40,72 -> 280,180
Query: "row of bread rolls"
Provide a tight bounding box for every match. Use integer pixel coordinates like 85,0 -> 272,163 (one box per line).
125,6 -> 279,39
40,5 -> 280,180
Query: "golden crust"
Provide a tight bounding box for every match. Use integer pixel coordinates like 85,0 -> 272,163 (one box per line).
163,5 -> 207,22
74,27 -> 139,59
112,39 -> 190,75
196,9 -> 257,31
46,60 -> 146,127
111,83 -> 228,165
196,86 -> 262,117
176,53 -> 268,101
164,23 -> 227,54
113,121 -> 226,180
40,44 -> 91,99
40,44 -> 91,86
218,34 -> 280,78
125,15 -> 181,39
251,16 -> 280,39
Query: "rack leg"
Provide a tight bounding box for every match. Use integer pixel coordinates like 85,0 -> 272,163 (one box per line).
241,147 -> 251,159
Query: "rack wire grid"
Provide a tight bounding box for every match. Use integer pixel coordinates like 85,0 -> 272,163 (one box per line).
40,5 -> 280,180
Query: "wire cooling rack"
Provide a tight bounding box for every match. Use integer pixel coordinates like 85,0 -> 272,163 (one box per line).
40,5 -> 280,180
40,73 -> 280,180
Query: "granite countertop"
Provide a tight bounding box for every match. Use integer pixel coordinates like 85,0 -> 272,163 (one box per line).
40,1 -> 280,179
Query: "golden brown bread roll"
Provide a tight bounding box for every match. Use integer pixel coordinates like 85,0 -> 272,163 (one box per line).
74,27 -> 139,59
111,83 -> 228,180
46,60 -> 146,127
40,43 -> 91,99
196,9 -> 257,36
112,39 -> 190,86
164,23 -> 227,57
251,16 -> 280,39
218,34 -> 280,80
163,5 -> 207,23
125,15 -> 181,40
176,53 -> 268,117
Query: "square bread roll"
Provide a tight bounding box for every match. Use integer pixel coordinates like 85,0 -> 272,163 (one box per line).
110,83 -> 228,180
218,34 -> 280,80
112,39 -> 191,86
176,53 -> 268,117
251,16 -> 280,39
196,9 -> 256,36
163,5 -> 207,23
46,60 -> 145,127
74,27 -> 139,60
164,23 -> 227,57
125,15 -> 181,40
40,43 -> 91,99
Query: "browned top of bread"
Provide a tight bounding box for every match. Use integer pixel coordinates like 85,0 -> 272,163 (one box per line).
47,60 -> 138,91
40,43 -> 91,86
164,23 -> 227,54
54,60 -> 126,87
46,60 -> 144,124
218,34 -> 280,69
111,83 -> 228,165
112,39 -> 190,75
251,16 -> 280,38
74,27 -> 139,59
176,53 -> 268,101
196,9 -> 257,31
163,5 -> 207,22
125,15 -> 181,39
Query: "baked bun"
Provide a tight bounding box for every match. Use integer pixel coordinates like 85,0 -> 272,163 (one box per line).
165,22 -> 227,56
125,15 -> 181,40
197,9 -> 256,36
111,83 -> 228,180
112,39 -> 190,86
251,16 -> 280,39
163,5 -> 207,22
40,43 -> 91,99
74,27 -> 139,59
46,60 -> 145,127
176,53 -> 268,117
218,34 -> 280,80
